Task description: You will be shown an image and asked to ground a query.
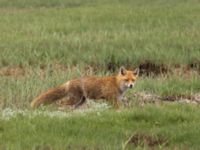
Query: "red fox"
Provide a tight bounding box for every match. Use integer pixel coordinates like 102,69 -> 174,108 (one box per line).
30,67 -> 139,109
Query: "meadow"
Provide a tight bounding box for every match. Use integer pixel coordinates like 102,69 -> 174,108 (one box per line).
0,0 -> 200,149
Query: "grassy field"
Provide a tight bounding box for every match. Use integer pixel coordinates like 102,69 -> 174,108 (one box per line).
1,104 -> 200,150
0,0 -> 200,67
0,0 -> 200,149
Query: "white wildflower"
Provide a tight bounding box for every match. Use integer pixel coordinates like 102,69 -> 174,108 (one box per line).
0,101 -> 110,120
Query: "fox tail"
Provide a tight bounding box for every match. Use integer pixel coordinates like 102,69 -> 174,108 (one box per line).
30,84 -> 68,108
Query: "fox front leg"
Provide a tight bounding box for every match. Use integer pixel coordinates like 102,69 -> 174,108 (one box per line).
113,97 -> 124,109
112,99 -> 120,109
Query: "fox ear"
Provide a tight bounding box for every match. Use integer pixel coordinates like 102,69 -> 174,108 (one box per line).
133,68 -> 139,77
119,66 -> 127,75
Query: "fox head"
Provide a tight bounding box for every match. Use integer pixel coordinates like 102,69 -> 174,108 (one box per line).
117,66 -> 139,92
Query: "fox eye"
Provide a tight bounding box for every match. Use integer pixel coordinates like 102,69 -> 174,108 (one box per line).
132,79 -> 135,82
124,79 -> 129,82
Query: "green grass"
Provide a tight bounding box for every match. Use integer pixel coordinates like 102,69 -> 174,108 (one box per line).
0,0 -> 200,149
1,104 -> 200,149
0,0 -> 200,68
135,74 -> 200,97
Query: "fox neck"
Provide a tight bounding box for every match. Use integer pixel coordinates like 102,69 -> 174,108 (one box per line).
119,84 -> 128,93
115,76 -> 128,94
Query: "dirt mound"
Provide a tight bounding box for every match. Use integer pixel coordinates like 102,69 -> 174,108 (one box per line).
105,59 -> 200,77
139,61 -> 169,76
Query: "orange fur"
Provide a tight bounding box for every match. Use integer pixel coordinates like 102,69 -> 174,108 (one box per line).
30,67 -> 139,109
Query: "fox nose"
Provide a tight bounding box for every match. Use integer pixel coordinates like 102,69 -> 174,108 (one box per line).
129,84 -> 133,88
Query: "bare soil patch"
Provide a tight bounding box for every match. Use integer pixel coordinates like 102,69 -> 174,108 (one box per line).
0,63 -> 68,78
189,61 -> 200,72
1,61 -> 200,78
0,66 -> 25,77
139,61 -> 169,76
138,61 -> 200,77
104,60 -> 200,77
131,92 -> 200,106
